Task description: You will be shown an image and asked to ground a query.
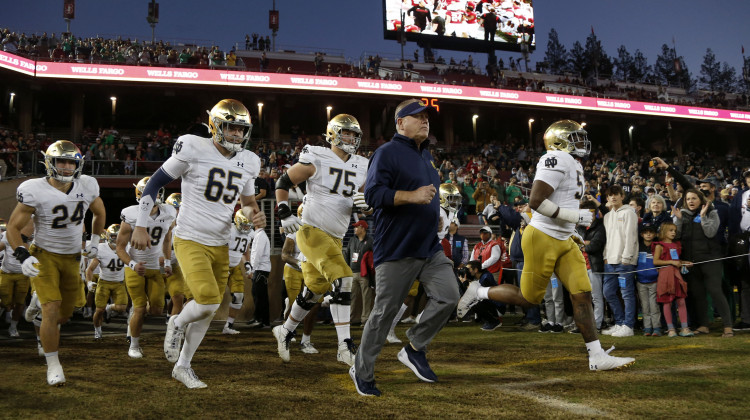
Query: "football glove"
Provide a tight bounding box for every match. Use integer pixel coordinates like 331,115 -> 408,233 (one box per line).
22,256 -> 40,277
352,192 -> 372,212
577,210 -> 594,227
278,202 -> 301,234
83,236 -> 101,258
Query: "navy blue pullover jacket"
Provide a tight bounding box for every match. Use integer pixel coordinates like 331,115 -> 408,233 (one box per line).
365,134 -> 441,266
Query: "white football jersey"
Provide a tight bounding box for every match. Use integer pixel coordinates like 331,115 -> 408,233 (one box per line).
121,204 -> 176,269
17,175 -> 99,254
438,207 -> 456,241
1,233 -> 22,274
165,134 -> 260,246
530,150 -> 584,241
96,244 -> 125,282
299,145 -> 369,239
228,226 -> 252,268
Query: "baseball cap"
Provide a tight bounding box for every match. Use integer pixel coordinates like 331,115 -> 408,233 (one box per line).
640,222 -> 657,233
352,220 -> 368,229
514,198 -> 528,205
479,226 -> 492,234
395,99 -> 429,123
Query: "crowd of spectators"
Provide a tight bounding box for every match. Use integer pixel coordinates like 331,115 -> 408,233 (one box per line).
5,26 -> 749,112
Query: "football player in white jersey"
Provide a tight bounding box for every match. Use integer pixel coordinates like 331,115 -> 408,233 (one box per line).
6,140 -> 106,386
0,224 -> 33,338
438,183 -> 461,241
163,193 -> 186,316
273,114 -> 371,366
222,209 -> 253,335
456,120 -> 635,371
131,99 -> 265,389
117,176 -> 177,359
87,224 -> 127,340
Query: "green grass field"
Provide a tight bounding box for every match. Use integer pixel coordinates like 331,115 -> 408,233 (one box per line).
1,315 -> 749,419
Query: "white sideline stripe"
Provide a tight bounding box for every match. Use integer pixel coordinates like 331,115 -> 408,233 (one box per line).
495,379 -> 608,417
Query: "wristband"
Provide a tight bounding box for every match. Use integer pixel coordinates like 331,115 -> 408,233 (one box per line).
13,246 -> 31,263
128,261 -> 138,270
535,199 -> 559,218
164,259 -> 171,268
89,234 -> 102,248
277,202 -> 292,219
244,262 -> 252,272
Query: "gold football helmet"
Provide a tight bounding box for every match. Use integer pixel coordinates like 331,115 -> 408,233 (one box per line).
103,224 -> 120,245
325,114 -> 362,154
165,193 -> 182,210
207,99 -> 252,152
439,183 -> 462,212
0,218 -> 6,233
134,177 -> 165,204
543,120 -> 590,157
234,209 -> 253,233
43,140 -> 84,182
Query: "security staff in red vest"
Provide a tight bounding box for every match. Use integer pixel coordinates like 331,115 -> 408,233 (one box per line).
471,226 -> 504,283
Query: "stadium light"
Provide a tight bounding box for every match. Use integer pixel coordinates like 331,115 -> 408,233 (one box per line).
472,114 -> 478,142
528,118 -> 535,146
110,96 -> 117,118
326,106 -> 332,121
9,92 -> 15,97
258,103 -> 264,140
628,125 -> 634,150
9,92 -> 15,112
581,122 -> 587,127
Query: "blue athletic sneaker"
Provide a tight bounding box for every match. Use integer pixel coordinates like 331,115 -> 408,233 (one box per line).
350,366 -> 381,397
398,345 -> 438,383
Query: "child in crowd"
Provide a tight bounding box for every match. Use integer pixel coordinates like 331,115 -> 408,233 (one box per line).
635,223 -> 660,336
652,222 -> 694,338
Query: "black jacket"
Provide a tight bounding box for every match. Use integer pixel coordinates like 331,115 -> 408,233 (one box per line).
578,218 -> 606,272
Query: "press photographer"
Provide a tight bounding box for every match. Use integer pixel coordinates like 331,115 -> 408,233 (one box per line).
458,260 -> 503,331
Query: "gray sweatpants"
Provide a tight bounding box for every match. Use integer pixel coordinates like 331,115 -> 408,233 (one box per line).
354,251 -> 459,382
637,281 -> 660,330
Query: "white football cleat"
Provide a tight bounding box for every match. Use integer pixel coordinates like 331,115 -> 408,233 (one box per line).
300,341 -> 319,354
94,330 -> 102,340
172,365 -> 207,389
386,331 -> 402,344
456,280 -> 481,319
47,364 -> 66,386
8,326 -> 20,338
128,347 -> 144,359
222,326 -> 240,335
589,347 -> 635,371
272,325 -> 294,362
164,315 -> 184,363
337,338 -> 357,366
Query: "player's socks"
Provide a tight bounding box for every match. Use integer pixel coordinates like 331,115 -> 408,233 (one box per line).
477,287 -> 490,300
282,302 -> 309,333
130,336 -> 140,349
175,301 -> 218,329
586,339 -> 604,356
301,333 -> 311,344
330,303 -> 352,343
176,315 -> 213,368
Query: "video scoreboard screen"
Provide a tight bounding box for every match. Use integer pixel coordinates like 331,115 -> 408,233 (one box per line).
383,0 -> 535,53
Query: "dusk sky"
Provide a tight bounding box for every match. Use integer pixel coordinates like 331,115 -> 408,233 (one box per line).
4,1 -> 750,81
